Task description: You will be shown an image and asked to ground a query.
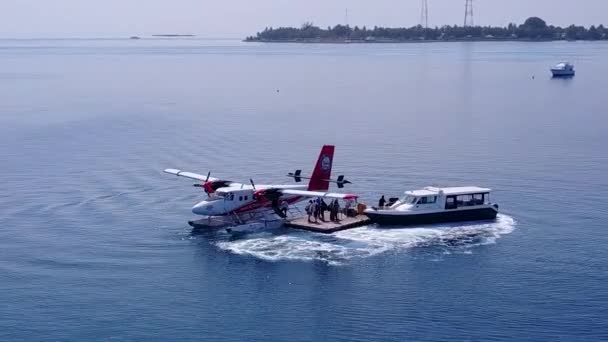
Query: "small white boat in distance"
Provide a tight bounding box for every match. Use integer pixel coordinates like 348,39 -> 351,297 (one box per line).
551,62 -> 575,77
364,186 -> 499,226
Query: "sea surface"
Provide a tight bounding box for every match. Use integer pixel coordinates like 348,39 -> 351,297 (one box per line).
1,38 -> 607,341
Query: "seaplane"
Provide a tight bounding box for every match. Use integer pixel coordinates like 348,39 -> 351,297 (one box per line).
164,145 -> 357,232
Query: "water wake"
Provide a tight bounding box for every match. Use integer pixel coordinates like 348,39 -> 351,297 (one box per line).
214,214 -> 516,265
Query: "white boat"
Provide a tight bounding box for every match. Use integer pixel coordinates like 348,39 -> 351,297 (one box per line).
551,62 -> 575,77
364,186 -> 499,226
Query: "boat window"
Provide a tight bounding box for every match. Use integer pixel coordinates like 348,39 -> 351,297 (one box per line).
445,196 -> 457,209
239,196 -> 243,201
402,195 -> 418,204
456,194 -> 475,207
473,193 -> 484,205
399,195 -> 415,204
244,195 -> 248,201
418,196 -> 437,204
230,193 -> 234,201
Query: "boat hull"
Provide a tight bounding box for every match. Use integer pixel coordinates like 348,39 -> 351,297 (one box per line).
551,69 -> 575,77
365,206 -> 498,226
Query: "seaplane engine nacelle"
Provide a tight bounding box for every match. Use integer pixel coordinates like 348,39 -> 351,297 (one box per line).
193,180 -> 232,194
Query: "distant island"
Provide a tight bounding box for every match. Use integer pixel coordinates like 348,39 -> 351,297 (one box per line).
245,17 -> 608,43
152,34 -> 195,37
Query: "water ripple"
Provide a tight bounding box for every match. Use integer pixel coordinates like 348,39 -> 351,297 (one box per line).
214,214 -> 515,265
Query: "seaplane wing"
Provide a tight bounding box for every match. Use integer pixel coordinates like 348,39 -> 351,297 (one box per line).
278,189 -> 358,200
164,169 -> 221,182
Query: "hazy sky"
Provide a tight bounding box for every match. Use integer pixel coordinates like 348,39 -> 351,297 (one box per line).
0,0 -> 606,38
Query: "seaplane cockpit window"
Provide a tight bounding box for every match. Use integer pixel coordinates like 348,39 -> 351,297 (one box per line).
211,192 -> 224,199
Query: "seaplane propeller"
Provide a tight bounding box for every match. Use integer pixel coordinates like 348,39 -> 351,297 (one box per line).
192,172 -> 234,196
193,171 -> 212,190
253,188 -> 282,202
286,170 -> 352,188
249,178 -> 282,202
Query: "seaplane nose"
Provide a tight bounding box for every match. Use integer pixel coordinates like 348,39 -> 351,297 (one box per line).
192,201 -> 211,215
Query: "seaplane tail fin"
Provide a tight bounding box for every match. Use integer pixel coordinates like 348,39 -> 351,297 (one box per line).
307,145 -> 334,191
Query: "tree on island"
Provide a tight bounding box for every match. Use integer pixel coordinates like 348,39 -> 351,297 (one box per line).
246,17 -> 608,42
517,17 -> 553,39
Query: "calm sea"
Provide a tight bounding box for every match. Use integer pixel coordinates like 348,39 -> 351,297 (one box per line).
1,39 -> 607,341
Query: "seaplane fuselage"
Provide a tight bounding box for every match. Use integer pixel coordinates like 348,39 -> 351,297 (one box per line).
165,145 -> 357,219
191,185 -> 306,216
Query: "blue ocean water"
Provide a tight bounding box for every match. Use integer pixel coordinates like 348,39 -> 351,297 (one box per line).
1,39 -> 607,341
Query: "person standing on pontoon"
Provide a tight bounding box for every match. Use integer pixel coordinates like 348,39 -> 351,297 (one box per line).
319,198 -> 328,222
332,199 -> 341,222
279,200 -> 289,217
306,200 -> 314,223
344,198 -> 354,217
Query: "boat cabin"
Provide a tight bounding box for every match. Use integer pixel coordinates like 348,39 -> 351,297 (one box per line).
391,186 -> 492,211
366,186 -> 498,226
553,62 -> 574,70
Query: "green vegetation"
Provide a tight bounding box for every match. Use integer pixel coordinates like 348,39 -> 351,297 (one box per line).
245,17 -> 608,42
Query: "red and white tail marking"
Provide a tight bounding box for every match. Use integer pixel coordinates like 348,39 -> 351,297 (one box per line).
307,145 -> 334,191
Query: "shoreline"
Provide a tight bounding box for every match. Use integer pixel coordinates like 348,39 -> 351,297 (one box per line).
246,18 -> 608,45
244,38 -> 597,44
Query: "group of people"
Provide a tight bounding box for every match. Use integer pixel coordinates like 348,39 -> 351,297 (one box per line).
305,198 -> 343,224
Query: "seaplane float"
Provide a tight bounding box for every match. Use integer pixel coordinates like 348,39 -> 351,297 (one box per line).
164,145 -> 358,233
